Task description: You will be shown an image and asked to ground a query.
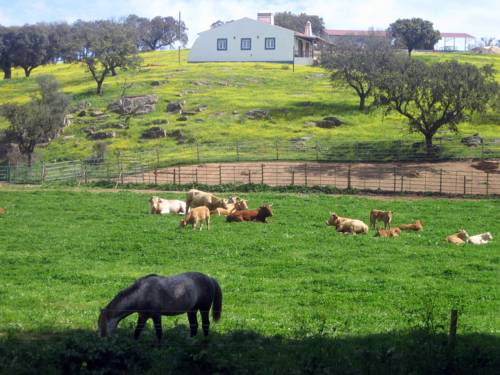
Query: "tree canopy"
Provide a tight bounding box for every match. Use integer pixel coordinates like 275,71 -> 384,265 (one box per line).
274,12 -> 325,36
125,15 -> 188,51
388,18 -> 441,56
322,36 -> 396,110
376,58 -> 499,154
69,20 -> 141,95
2,76 -> 70,166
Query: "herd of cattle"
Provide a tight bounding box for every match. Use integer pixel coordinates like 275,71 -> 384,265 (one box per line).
148,189 -> 493,245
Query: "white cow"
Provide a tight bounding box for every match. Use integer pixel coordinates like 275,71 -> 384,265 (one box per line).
149,196 -> 186,215
467,232 -> 493,245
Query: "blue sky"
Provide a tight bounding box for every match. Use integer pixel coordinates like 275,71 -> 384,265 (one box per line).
0,0 -> 498,46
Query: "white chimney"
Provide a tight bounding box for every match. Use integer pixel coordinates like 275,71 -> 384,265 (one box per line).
305,21 -> 313,36
257,12 -> 274,25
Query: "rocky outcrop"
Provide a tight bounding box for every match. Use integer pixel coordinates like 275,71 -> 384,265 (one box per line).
246,109 -> 269,119
108,95 -> 158,115
166,100 -> 185,113
141,127 -> 166,139
461,134 -> 483,147
88,131 -> 116,140
315,116 -> 343,128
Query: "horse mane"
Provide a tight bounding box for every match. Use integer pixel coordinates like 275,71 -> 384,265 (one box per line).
105,274 -> 159,311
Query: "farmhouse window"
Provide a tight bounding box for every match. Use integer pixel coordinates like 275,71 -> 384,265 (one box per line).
217,38 -> 228,51
241,38 -> 252,50
265,37 -> 276,50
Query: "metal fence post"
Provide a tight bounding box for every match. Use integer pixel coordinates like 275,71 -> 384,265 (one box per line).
393,167 -> 397,192
275,141 -> 279,160
439,169 -> 443,194
463,175 -> 466,195
196,142 -> 200,163
41,161 -> 46,184
236,142 -> 240,161
486,173 -> 489,195
304,163 -> 308,187
347,164 -> 352,190
219,165 -> 222,185
261,164 -> 264,184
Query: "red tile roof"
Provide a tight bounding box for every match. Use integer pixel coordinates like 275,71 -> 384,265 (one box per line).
325,29 -> 387,37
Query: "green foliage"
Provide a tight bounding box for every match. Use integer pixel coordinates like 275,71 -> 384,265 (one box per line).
0,189 -> 499,373
68,20 -> 141,95
388,18 -> 441,56
125,15 -> 188,51
322,35 -> 397,110
1,75 -> 70,165
11,24 -> 51,77
274,11 -> 325,36
376,58 -> 500,153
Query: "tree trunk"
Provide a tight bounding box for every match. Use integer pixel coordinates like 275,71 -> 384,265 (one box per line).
425,133 -> 434,157
408,48 -> 413,57
27,152 -> 33,168
3,64 -> 12,80
24,67 -> 31,78
97,80 -> 104,96
111,66 -> 117,76
359,95 -> 366,111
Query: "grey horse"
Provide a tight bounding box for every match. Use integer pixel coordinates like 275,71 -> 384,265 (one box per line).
98,272 -> 222,342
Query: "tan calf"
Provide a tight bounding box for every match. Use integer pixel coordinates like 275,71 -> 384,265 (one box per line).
375,228 -> 401,237
180,206 -> 211,231
399,220 -> 423,231
446,230 -> 469,245
370,209 -> 393,229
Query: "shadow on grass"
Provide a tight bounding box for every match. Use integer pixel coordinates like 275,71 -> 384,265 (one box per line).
1,325 -> 499,374
268,101 -> 360,122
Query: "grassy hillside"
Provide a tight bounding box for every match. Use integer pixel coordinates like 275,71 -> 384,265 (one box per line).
0,189 -> 499,373
0,50 -> 499,162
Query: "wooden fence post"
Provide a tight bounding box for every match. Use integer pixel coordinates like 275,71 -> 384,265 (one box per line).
486,173 -> 489,195
275,141 -> 279,160
400,174 -> 404,192
195,168 -> 198,184
463,175 -> 466,195
248,170 -> 251,184
261,164 -> 264,184
447,309 -> 458,373
236,142 -> 240,161
219,165 -> 222,185
291,171 -> 295,186
173,168 -> 177,185
178,166 -> 181,185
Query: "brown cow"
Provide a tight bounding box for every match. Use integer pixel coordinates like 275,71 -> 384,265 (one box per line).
226,204 -> 273,223
0,208 -> 5,216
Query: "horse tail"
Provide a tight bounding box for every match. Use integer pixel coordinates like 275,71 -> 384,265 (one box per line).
211,277 -> 222,322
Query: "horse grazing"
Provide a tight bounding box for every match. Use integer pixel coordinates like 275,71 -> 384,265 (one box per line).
98,272 -> 222,342
226,204 -> 273,223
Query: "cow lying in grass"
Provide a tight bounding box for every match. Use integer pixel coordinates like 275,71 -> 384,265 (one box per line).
447,230 -> 469,245
375,228 -> 401,237
226,204 -> 273,223
326,213 -> 369,235
399,220 -> 423,231
185,189 -> 227,214
213,199 -> 249,216
468,232 -> 493,245
0,207 -> 5,216
180,206 -> 211,230
149,196 -> 186,215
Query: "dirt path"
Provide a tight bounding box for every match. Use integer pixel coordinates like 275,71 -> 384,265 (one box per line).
120,160 -> 499,196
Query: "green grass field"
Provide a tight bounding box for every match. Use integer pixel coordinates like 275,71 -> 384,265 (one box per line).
0,50 -> 499,162
0,188 -> 499,373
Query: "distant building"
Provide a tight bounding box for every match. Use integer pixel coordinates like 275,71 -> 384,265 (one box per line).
324,29 -> 476,52
188,13 -> 326,65
434,33 -> 476,52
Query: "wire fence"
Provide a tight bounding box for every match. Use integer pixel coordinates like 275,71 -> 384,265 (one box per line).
0,139 -> 499,196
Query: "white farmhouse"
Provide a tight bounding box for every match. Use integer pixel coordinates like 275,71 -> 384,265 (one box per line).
188,12 -> 322,65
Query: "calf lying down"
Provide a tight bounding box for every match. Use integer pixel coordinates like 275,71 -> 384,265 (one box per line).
375,228 -> 401,237
467,232 -> 493,245
447,230 -> 469,245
